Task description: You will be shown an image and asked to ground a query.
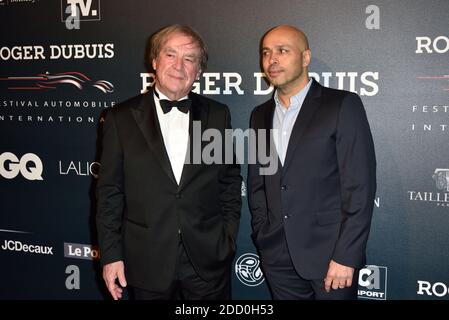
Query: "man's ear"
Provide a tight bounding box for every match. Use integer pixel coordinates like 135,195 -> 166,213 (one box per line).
196,69 -> 202,80
152,58 -> 157,71
303,49 -> 311,67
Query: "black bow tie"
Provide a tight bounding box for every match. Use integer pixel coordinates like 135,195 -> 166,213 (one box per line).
159,98 -> 191,114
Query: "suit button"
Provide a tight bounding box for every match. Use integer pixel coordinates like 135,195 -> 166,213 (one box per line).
281,185 -> 287,191
284,214 -> 290,219
175,193 -> 182,199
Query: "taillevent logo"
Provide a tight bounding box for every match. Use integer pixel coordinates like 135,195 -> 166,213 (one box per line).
408,168 -> 449,207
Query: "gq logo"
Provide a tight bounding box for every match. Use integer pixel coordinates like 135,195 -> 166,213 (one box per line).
235,253 -> 264,287
0,152 -> 43,180
358,265 -> 388,300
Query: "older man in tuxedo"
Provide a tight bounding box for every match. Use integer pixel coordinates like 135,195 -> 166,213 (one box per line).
96,24 -> 242,300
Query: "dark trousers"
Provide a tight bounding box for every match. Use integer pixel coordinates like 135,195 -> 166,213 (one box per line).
132,236 -> 230,300
261,237 -> 359,300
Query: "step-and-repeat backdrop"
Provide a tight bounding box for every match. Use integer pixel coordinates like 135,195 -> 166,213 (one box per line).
1,0 -> 448,300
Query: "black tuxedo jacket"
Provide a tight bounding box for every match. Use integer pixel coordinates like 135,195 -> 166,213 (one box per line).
96,88 -> 242,291
248,79 -> 376,279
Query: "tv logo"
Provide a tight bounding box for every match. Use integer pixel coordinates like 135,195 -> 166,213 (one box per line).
358,265 -> 388,300
0,152 -> 43,180
61,0 -> 101,29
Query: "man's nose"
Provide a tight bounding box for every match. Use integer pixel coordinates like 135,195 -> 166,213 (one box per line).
269,53 -> 278,65
173,57 -> 183,70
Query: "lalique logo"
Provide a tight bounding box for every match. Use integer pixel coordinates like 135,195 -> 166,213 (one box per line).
59,161 -> 100,178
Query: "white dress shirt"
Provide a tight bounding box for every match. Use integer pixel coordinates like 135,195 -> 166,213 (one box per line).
153,88 -> 190,185
272,79 -> 312,166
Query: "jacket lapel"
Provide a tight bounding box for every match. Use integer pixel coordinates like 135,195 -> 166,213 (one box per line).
131,87 -> 177,185
261,100 -> 284,174
282,79 -> 322,174
263,100 -> 275,157
178,92 -> 209,190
